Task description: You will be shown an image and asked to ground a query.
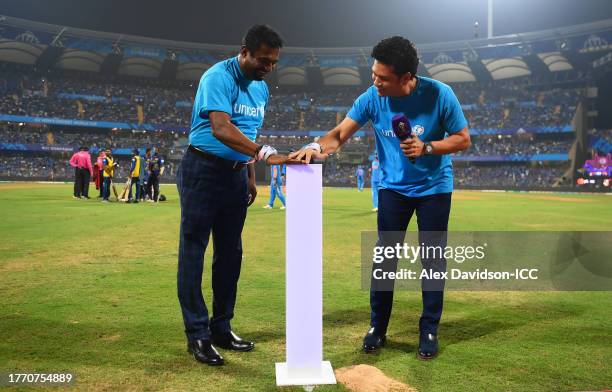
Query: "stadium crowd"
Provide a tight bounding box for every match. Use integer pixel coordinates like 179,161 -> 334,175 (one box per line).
0,123 -> 179,151
0,62 -> 587,189
454,164 -> 568,188
1,64 -> 582,132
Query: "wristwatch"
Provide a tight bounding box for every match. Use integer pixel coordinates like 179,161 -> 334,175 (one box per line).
424,142 -> 434,155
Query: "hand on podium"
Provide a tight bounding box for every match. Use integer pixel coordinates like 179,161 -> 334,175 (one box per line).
256,145 -> 305,165
289,143 -> 329,164
266,154 -> 306,165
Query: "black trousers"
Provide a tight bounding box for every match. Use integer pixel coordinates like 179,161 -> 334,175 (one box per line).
148,175 -> 160,202
176,148 -> 249,341
74,168 -> 90,197
128,177 -> 140,200
73,168 -> 80,197
370,189 -> 452,336
139,179 -> 146,200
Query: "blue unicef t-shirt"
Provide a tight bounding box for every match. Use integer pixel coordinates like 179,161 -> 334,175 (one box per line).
347,77 -> 468,197
189,56 -> 269,161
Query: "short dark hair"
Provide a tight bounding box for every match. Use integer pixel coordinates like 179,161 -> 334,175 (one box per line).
243,24 -> 283,53
371,36 -> 419,77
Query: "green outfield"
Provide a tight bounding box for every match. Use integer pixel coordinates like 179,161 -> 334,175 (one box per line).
0,183 -> 610,391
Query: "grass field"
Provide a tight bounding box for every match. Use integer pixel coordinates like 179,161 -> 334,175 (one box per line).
0,183 -> 610,392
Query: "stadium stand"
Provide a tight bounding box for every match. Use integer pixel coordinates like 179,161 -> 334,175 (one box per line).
1,15 -> 611,190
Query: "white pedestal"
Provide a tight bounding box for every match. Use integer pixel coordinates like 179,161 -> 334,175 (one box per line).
275,361 -> 337,387
275,165 -> 336,389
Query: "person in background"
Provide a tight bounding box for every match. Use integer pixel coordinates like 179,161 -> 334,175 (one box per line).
263,163 -> 286,210
128,148 -> 142,203
142,148 -> 152,201
95,149 -> 106,198
147,149 -> 164,202
102,149 -> 116,202
69,146 -> 93,199
356,165 -> 365,191
371,153 -> 381,211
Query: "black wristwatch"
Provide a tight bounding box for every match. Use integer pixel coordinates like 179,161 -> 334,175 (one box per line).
424,142 -> 434,155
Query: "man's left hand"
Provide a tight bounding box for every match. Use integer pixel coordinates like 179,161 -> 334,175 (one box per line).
247,180 -> 257,206
266,154 -> 305,165
400,137 -> 425,158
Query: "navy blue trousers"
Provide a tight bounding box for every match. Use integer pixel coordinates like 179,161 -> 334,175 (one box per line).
176,148 -> 249,342
128,176 -> 140,201
102,177 -> 111,200
371,189 -> 451,336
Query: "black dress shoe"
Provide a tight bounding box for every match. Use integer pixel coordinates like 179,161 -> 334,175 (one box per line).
211,331 -> 255,352
363,327 -> 386,353
417,333 -> 439,360
187,339 -> 224,366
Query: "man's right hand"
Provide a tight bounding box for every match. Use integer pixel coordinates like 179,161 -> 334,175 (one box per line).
288,148 -> 328,164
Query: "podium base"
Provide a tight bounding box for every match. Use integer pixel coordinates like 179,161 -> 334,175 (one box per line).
275,361 -> 337,388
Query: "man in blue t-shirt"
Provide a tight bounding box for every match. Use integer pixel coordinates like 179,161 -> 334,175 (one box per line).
371,153 -> 381,211
291,36 -> 471,360
177,25 -> 298,367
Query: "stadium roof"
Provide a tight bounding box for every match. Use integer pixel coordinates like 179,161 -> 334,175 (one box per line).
1,15 -> 611,84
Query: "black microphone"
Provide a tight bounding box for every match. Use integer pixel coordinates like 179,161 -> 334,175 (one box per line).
392,114 -> 415,163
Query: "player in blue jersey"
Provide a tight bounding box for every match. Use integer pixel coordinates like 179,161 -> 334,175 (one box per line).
263,164 -> 286,209
370,153 -> 381,211
291,36 -> 471,360
355,165 -> 365,191
177,25 -> 299,366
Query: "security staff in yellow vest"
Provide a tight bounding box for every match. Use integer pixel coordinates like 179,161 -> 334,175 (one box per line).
102,149 -> 116,202
128,148 -> 142,203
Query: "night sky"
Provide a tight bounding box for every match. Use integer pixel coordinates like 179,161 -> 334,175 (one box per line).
2,0 -> 612,47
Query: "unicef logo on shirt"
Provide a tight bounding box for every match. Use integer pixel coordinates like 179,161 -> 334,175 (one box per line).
412,125 -> 425,137
234,103 -> 265,118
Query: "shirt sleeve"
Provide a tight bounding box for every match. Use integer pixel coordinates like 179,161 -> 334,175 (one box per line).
69,153 -> 78,167
264,83 -> 270,112
440,85 -> 468,134
197,72 -> 234,118
347,90 -> 372,126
